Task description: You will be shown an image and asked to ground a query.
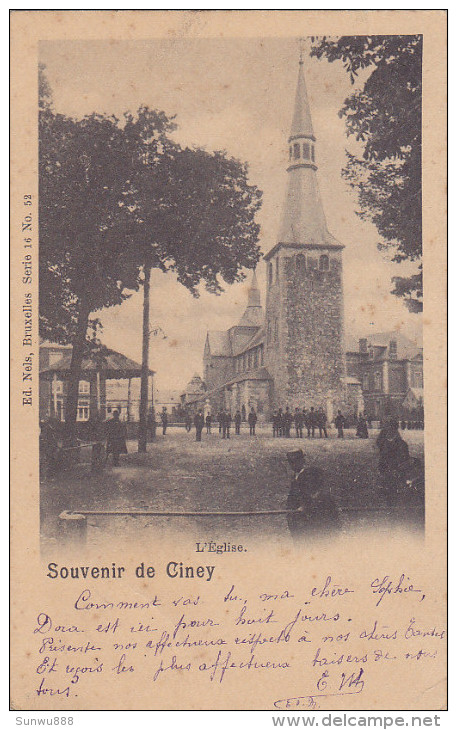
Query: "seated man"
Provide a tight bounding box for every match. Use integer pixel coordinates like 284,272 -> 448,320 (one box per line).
286,450 -> 340,540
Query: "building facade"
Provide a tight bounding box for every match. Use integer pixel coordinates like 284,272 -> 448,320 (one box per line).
346,333 -> 423,421
200,58 -> 347,421
195,58 -> 423,424
39,341 -> 154,423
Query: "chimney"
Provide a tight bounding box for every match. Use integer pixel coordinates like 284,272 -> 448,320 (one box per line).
359,338 -> 368,354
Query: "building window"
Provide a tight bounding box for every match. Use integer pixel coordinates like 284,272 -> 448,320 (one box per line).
362,374 -> 369,391
389,340 -> 398,359
268,262 -> 273,287
374,372 -> 382,391
260,344 -> 264,366
276,256 -> 280,282
413,371 -> 423,388
296,253 -> 306,274
248,351 -> 252,369
311,145 -> 315,162
253,349 -> 259,369
53,380 -> 63,394
293,143 -> 300,159
79,380 -> 90,395
243,353 -> 247,371
289,146 -> 292,160
319,254 -> 329,272
56,399 -> 65,422
274,319 -> 279,341
303,142 -> 310,159
77,400 -> 90,421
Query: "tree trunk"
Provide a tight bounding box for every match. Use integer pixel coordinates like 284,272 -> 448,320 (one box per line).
138,263 -> 151,452
65,301 -> 91,444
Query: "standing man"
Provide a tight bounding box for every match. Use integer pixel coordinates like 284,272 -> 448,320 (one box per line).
318,409 -> 328,438
283,407 -> 292,438
194,410 -> 204,442
106,409 -> 128,466
335,410 -> 345,439
376,418 -> 409,493
161,407 -> 168,436
277,408 -> 284,437
234,410 -> 242,435
294,407 -> 304,439
185,411 -> 192,433
356,413 -> 369,439
217,409 -> 224,434
147,408 -> 157,441
248,407 -> 257,436
272,410 -> 279,437
222,409 -> 231,439
308,407 -> 317,438
205,412 -> 212,434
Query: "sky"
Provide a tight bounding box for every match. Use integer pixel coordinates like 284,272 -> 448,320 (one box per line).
40,37 -> 422,393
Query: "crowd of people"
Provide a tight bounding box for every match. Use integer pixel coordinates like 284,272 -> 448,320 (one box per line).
159,404 -> 372,442
185,406 -> 258,441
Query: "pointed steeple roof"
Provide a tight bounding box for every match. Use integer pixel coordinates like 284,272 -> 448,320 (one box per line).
268,57 -> 343,252
238,270 -> 263,327
290,59 -> 314,140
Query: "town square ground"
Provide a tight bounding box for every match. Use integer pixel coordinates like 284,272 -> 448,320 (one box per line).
41,426 -> 424,553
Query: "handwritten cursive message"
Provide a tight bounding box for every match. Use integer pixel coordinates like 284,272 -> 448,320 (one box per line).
29,571 -> 444,709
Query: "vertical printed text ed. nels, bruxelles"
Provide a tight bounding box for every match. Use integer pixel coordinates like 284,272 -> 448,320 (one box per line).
22,194 -> 34,405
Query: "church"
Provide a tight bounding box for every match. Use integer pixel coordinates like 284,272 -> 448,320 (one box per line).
192,57 -> 422,423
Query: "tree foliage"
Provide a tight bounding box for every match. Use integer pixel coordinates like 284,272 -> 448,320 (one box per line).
311,35 -> 423,312
39,111 -> 145,343
39,66 -> 262,435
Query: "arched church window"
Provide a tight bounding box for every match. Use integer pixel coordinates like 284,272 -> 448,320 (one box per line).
275,256 -> 280,282
319,254 -> 329,272
274,319 -> 279,341
302,142 -> 310,159
268,262 -> 273,287
293,143 -> 300,160
296,253 -> 306,274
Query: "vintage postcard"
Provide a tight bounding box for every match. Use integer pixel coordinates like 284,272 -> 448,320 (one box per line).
10,10 -> 447,713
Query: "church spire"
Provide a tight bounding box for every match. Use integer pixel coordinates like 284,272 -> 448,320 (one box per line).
238,270 -> 263,327
289,55 -> 314,140
247,269 -> 261,307
276,55 -> 339,248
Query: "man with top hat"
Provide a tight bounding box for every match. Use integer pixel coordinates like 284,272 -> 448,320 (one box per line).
285,450 -> 340,539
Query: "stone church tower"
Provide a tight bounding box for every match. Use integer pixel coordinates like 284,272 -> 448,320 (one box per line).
264,57 -> 346,414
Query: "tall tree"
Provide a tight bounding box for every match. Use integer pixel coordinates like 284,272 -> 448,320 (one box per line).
40,71 -> 262,447
123,111 -> 263,450
39,107 -> 143,437
311,35 -> 423,312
